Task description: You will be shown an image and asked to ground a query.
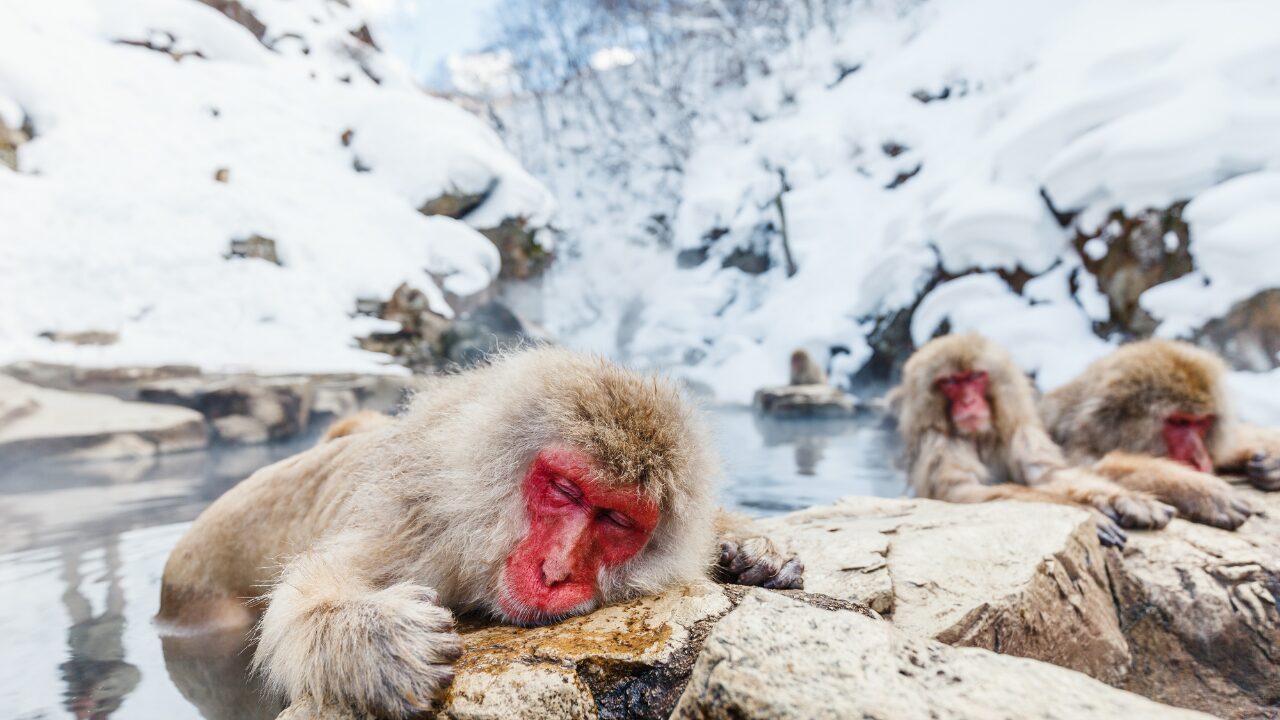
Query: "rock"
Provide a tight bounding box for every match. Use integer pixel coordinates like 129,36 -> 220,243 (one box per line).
0,376 -> 207,462
227,234 -> 281,265
138,376 -> 314,445
443,301 -> 536,367
481,218 -> 551,281
1108,483 -> 1280,719
419,183 -> 495,220
671,590 -> 1210,720
1071,203 -> 1193,338
752,384 -> 858,418
759,497 -> 1130,683
720,244 -> 770,275
37,329 -> 120,346
357,282 -> 452,372
0,104 -> 31,172
1190,288 -> 1280,372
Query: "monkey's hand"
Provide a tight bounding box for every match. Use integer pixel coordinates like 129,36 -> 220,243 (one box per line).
1043,467 -> 1177,531
716,535 -> 805,590
1246,452 -> 1280,492
257,577 -> 463,719
1165,473 -> 1255,530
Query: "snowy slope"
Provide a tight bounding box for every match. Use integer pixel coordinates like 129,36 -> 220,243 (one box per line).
494,0 -> 1280,415
0,0 -> 553,374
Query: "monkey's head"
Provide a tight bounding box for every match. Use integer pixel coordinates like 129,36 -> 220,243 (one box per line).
790,350 -> 809,373
895,333 -> 1040,441
381,347 -> 717,627
1077,340 -> 1229,472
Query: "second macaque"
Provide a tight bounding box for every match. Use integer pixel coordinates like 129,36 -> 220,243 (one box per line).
892,334 -> 1174,547
789,349 -> 828,385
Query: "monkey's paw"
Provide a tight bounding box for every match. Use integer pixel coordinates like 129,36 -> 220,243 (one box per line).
1246,452 -> 1280,492
717,535 -> 804,589
260,583 -> 463,719
1176,481 -> 1255,531
1094,492 -> 1176,530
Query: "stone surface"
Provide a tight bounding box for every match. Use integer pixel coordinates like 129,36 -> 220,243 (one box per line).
752,384 -> 858,418
1110,483 -> 1280,719
138,376 -> 314,445
0,375 -> 207,462
1192,288 -> 1280,372
671,590 -> 1210,720
759,497 -> 1130,683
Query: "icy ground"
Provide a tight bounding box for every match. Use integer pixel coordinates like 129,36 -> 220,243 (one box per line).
495,0 -> 1280,420
0,0 -> 553,375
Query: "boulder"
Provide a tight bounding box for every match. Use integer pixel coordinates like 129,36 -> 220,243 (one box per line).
0,376 -> 207,462
1191,288 -> 1280,372
1109,483 -> 1280,719
752,384 -> 858,418
138,376 -> 314,445
758,497 -> 1130,683
671,590 -> 1210,720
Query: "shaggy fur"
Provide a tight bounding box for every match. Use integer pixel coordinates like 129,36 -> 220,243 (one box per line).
1042,339 -> 1279,528
157,346 -> 800,717
789,349 -> 828,385
891,334 -> 1174,544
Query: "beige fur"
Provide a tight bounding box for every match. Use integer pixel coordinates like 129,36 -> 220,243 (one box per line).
1042,339 -> 1276,527
319,409 -> 393,442
158,346 -> 799,716
789,349 -> 828,385
892,334 -> 1174,543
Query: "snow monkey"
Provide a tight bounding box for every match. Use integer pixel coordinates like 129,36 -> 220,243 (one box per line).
1041,339 -> 1276,530
892,334 -> 1175,547
157,347 -> 802,717
789,349 -> 828,385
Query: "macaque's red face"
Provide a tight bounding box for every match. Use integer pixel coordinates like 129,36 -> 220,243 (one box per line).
501,447 -> 659,624
1162,412 -> 1214,472
936,370 -> 991,435
790,352 -> 805,372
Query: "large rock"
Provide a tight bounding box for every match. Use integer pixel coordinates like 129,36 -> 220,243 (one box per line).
138,376 -> 314,445
1110,484 -> 1280,719
759,497 -> 1130,683
0,376 -> 207,462
752,384 -> 858,418
672,590 -> 1209,720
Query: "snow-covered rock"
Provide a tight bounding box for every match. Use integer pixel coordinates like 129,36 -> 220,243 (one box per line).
0,0 -> 553,377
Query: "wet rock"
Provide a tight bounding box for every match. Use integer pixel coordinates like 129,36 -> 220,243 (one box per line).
671,590 -> 1209,720
1109,484 -> 1280,719
1190,288 -> 1280,372
676,246 -> 709,269
1072,203 -> 1193,338
0,376 -> 207,462
443,301 -> 535,367
227,234 -> 281,265
138,376 -> 314,445
759,497 -> 1130,684
752,384 -> 858,418
357,283 -> 452,371
481,218 -> 550,280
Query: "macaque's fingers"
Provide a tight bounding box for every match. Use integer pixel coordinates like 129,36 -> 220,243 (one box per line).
1108,494 -> 1176,530
1093,512 -> 1128,548
1246,453 -> 1280,492
718,535 -> 804,589
1179,488 -> 1253,530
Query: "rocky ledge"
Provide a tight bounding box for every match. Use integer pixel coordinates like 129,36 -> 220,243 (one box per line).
276,486 -> 1279,719
752,384 -> 858,418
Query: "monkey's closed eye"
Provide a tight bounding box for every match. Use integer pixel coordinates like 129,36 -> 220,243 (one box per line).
548,477 -> 584,503
599,510 -> 635,529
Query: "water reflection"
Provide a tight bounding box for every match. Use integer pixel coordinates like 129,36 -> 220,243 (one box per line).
60,537 -> 140,720
0,408 -> 903,719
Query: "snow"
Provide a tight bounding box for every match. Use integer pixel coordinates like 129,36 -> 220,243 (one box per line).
488,0 -> 1280,409
0,0 -> 552,374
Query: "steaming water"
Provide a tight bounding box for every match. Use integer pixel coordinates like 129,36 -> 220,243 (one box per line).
0,408 -> 902,719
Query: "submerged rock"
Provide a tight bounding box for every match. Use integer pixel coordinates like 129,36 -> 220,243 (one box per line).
752,384 -> 858,418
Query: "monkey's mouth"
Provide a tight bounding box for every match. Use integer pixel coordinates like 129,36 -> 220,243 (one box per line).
494,582 -> 598,627
496,563 -> 600,627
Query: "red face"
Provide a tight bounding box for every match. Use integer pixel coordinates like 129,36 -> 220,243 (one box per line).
500,447 -> 659,624
937,370 -> 991,434
1162,412 -> 1214,473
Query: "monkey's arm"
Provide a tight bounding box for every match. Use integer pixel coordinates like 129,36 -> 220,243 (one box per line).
713,509 -> 804,590
1215,423 -> 1280,491
1092,451 -> 1254,530
912,432 -> 1130,546
254,531 -> 462,717
1006,427 -> 1174,530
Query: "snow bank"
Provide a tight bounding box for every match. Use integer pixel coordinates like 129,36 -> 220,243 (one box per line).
493,0 -> 1280,410
0,0 -> 552,374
